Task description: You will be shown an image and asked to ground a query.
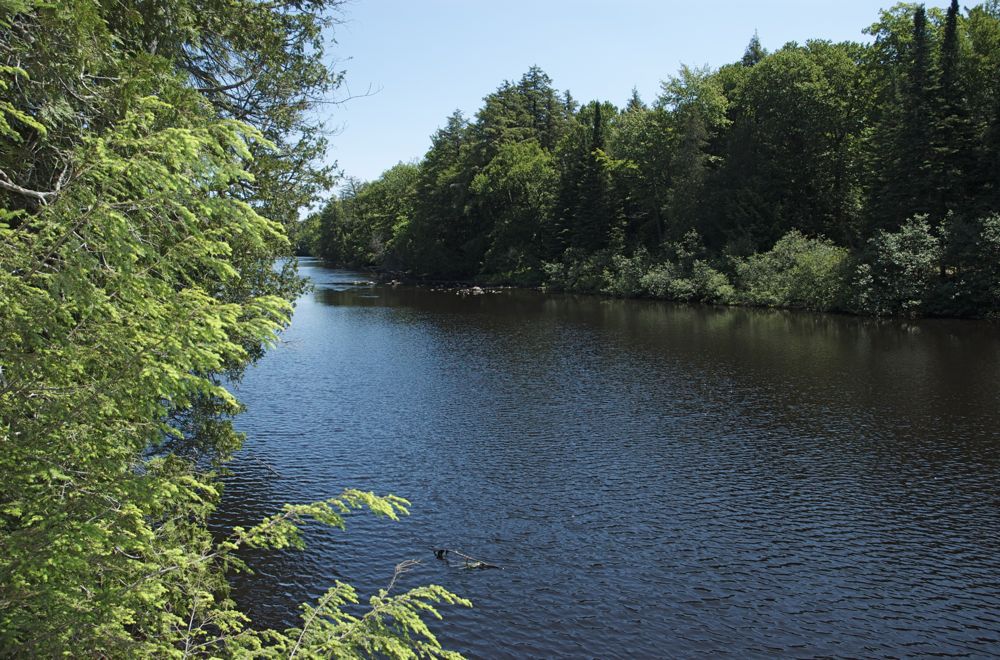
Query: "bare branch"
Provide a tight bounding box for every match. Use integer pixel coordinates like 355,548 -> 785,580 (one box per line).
0,169 -> 57,205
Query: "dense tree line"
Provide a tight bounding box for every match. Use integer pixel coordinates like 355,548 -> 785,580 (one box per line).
304,1 -> 1000,317
1,0 -> 465,656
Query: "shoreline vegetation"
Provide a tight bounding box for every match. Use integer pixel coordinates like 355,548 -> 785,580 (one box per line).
334,214 -> 996,319
1,1 -> 467,656
300,1 -> 1000,319
2,0 -> 998,658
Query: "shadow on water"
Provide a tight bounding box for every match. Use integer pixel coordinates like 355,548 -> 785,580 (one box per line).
214,261 -> 1000,658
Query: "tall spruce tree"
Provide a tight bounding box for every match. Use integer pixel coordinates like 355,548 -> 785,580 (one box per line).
935,0 -> 977,218
404,111 -> 479,276
741,31 -> 767,67
903,5 -> 938,219
570,102 -> 615,251
872,5 -> 939,230
987,79 -> 1000,210
626,87 -> 647,112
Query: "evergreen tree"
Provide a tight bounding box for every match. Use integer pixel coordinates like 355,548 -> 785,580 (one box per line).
314,198 -> 346,262
300,4 -> 999,318
934,0 -> 977,218
741,31 -> 767,67
987,82 -> 1000,209
871,5 -> 939,230
404,111 -> 479,276
0,3 -> 467,654
608,102 -> 674,247
626,87 -> 647,112
563,90 -> 580,115
903,5 -> 938,217
517,66 -> 568,150
591,100 -> 606,151
471,140 -> 558,282
571,102 -> 615,251
472,67 -> 565,162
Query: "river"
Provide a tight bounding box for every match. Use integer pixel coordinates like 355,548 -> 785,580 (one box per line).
212,258 -> 1000,658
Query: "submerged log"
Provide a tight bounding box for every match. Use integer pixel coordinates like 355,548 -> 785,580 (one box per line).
432,548 -> 502,570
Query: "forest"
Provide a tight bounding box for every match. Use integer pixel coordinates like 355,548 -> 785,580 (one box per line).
0,0 -> 465,656
2,0 -> 999,657
301,1 -> 1000,318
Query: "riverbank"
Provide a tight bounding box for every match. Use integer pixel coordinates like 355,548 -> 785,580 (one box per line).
307,227 -> 1000,322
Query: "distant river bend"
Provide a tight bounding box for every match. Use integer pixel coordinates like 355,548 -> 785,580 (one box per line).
213,258 -> 1000,658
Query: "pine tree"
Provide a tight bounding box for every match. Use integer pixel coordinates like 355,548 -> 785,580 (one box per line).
872,5 -> 938,230
987,81 -> 1000,210
904,6 -> 938,217
516,66 -> 566,150
591,100 -> 606,150
626,87 -> 646,112
563,90 -> 579,115
741,31 -> 766,67
934,0 -> 976,219
557,102 -> 615,253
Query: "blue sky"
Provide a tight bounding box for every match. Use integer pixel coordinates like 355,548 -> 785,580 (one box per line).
322,1 -> 949,184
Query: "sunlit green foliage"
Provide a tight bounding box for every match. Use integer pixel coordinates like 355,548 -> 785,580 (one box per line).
471,140 -> 558,284
735,231 -> 851,311
854,216 -> 942,316
602,249 -> 651,298
542,248 -> 611,294
1,0 -> 465,655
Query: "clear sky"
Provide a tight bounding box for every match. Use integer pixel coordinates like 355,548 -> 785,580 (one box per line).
322,0 -> 950,184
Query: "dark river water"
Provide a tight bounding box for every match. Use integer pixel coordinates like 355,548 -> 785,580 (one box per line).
213,258 -> 1000,658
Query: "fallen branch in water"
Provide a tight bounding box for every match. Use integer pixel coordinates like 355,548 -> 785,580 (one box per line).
432,548 -> 502,570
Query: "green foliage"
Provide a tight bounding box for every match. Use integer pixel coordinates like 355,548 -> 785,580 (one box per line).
606,103 -> 673,246
599,232 -> 735,304
741,32 -> 768,67
542,248 -> 610,293
685,261 -> 737,303
548,101 -> 622,256
270,582 -> 470,659
0,1 -> 465,656
637,262 -> 679,298
0,66 -> 46,140
938,213 -> 1000,316
400,111 -> 478,278
304,164 -> 420,268
235,490 -> 411,551
658,64 -> 731,133
602,249 -> 650,297
472,66 -> 569,158
471,140 -> 557,283
854,215 -> 942,316
735,230 -> 851,311
638,260 -> 734,303
711,42 -> 868,249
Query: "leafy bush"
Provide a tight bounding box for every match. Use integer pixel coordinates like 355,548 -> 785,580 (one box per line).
689,260 -> 737,303
639,262 -> 680,298
937,213 -> 1000,317
602,249 -> 650,297
854,216 -> 941,316
637,259 -> 734,303
735,230 -> 850,311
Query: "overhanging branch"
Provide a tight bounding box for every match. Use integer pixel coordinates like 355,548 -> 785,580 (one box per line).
0,169 -> 59,205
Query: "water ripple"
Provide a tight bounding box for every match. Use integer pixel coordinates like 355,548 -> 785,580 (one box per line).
212,260 -> 1000,658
